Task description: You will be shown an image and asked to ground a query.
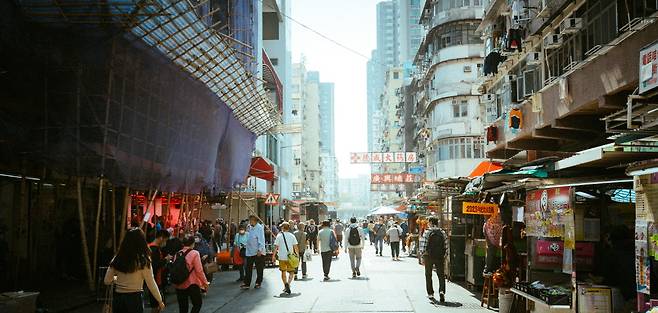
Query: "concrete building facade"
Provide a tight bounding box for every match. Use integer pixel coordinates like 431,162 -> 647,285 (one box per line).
413,0 -> 486,180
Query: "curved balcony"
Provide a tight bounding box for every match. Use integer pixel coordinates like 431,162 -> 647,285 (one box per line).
429,7 -> 484,30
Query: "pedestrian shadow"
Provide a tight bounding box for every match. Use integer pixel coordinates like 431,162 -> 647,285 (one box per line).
430,299 -> 463,308
296,277 -> 314,281
347,277 -> 370,281
321,279 -> 341,282
274,292 -> 301,298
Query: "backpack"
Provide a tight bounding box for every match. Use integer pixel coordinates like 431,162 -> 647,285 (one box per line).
426,230 -> 446,259
329,231 -> 339,251
348,226 -> 361,246
169,249 -> 193,285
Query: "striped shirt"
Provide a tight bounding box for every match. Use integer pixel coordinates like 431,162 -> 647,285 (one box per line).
418,227 -> 448,258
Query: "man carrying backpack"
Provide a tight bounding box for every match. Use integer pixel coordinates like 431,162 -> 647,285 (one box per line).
373,219 -> 386,256
418,216 -> 448,303
344,217 -> 365,278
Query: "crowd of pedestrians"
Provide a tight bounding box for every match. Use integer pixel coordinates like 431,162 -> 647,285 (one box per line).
102,214 -> 448,312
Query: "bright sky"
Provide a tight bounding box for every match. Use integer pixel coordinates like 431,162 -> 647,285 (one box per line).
291,0 -> 378,179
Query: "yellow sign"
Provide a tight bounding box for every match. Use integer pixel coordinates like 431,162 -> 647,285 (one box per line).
462,202 -> 499,215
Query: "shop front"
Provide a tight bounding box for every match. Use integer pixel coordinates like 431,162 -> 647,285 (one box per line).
501,180 -> 636,313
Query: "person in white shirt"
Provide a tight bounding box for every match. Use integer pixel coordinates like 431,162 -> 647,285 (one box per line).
272,222 -> 299,295
387,222 -> 403,261
344,217 -> 365,278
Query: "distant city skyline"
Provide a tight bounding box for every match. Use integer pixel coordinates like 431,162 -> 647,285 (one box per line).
290,0 -> 377,179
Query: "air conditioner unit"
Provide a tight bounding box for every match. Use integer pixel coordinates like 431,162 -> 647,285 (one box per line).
463,65 -> 472,73
424,8 -> 432,15
480,94 -> 496,103
543,33 -> 563,49
560,17 -> 583,34
537,0 -> 550,17
526,52 -> 541,65
505,74 -> 517,83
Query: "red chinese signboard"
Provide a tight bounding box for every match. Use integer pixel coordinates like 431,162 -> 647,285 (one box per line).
371,173 -> 419,184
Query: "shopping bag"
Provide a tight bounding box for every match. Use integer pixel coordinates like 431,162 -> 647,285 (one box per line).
233,248 -> 244,266
304,249 -> 312,262
288,252 -> 300,268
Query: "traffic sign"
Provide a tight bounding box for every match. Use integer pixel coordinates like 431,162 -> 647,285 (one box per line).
408,166 -> 425,174
264,193 -> 280,205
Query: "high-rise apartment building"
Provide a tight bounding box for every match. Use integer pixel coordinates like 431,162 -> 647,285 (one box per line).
318,81 -> 338,203
413,0 -> 485,180
397,0 -> 423,66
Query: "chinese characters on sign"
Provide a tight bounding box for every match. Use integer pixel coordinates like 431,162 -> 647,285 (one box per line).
350,152 -> 418,163
370,184 -> 406,192
462,202 -> 498,215
640,42 -> 658,94
371,173 -> 420,184
525,187 -> 572,237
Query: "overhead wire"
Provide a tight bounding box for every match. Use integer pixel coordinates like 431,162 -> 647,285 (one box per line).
258,0 -> 376,62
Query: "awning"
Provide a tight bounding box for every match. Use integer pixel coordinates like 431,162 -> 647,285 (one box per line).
249,157 -> 275,181
369,205 -> 403,216
469,161 -> 503,177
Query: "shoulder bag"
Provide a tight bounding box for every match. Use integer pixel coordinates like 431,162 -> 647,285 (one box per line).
282,233 -> 299,268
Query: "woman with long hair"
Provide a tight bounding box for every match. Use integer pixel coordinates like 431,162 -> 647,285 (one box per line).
104,228 -> 164,313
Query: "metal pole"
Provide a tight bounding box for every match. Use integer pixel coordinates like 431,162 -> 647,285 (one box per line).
119,187 -> 130,244
111,184 -> 117,254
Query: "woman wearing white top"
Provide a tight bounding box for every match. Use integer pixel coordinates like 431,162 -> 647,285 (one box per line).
104,228 -> 165,313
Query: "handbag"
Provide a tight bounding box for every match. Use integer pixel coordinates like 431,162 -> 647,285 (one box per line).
204,261 -> 219,274
282,232 -> 300,268
102,281 -> 114,313
329,232 -> 339,251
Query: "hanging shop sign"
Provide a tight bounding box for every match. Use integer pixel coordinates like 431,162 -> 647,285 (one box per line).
408,166 -> 425,174
462,202 -> 499,215
525,187 -> 572,237
351,152 -> 417,164
371,173 -> 420,184
639,41 -> 658,94
370,184 -> 406,192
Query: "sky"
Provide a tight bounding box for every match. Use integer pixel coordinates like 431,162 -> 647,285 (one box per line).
290,0 -> 378,179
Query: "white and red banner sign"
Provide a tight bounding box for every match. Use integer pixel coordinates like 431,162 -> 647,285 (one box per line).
350,152 -> 417,164
371,173 -> 420,184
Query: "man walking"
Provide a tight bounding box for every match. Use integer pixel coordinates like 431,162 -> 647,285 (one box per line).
373,220 -> 386,256
387,222 -> 403,261
293,222 -> 308,279
344,217 -> 365,278
400,220 -> 409,253
334,220 -> 344,248
241,215 -> 266,289
318,220 -> 337,281
419,216 -> 448,303
306,220 -> 319,254
272,222 -> 299,295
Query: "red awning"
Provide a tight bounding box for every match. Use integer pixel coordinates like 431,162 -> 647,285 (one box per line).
249,157 -> 275,181
469,161 -> 503,178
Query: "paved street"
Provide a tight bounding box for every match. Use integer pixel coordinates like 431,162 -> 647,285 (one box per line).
75,242 -> 490,313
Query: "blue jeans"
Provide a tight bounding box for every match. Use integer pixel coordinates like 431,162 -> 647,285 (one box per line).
375,237 -> 384,254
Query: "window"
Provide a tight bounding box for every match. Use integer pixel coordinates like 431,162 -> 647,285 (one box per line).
434,137 -> 485,160
263,12 -> 279,40
452,100 -> 469,118
294,158 -> 301,165
393,72 -> 399,79
293,183 -> 301,192
270,58 -> 279,66
432,21 -> 482,50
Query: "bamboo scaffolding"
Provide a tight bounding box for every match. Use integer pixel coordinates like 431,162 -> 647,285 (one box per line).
92,177 -> 104,283
76,178 -> 94,291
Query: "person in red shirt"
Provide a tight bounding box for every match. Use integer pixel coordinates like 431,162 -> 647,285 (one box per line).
174,235 -> 209,313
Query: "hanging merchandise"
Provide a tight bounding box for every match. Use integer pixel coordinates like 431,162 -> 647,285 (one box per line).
531,92 -> 542,112
506,29 -> 523,52
484,211 -> 503,247
486,126 -> 498,143
483,51 -> 506,75
509,108 -> 523,129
